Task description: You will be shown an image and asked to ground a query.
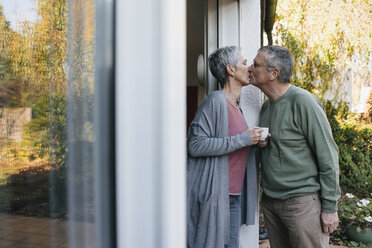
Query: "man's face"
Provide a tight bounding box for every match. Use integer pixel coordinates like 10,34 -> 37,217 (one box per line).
248,51 -> 271,87
233,54 -> 250,86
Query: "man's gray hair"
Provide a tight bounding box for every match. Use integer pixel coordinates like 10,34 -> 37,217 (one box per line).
258,46 -> 294,83
208,46 -> 241,88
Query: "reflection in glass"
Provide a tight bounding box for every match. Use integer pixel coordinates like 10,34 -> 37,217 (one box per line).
67,0 -> 96,247
0,0 -> 96,247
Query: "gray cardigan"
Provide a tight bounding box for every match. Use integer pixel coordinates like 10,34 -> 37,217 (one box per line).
187,90 -> 258,248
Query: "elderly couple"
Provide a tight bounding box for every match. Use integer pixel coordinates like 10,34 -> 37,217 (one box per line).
187,46 -> 340,248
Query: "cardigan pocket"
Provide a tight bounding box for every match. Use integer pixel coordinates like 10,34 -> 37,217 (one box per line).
194,196 -> 216,247
198,191 -> 212,203
197,195 -> 214,227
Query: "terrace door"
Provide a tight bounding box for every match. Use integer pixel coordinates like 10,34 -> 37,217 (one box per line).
187,0 -> 240,128
0,0 -> 116,247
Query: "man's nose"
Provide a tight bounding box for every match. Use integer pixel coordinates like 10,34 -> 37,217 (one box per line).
248,64 -> 253,72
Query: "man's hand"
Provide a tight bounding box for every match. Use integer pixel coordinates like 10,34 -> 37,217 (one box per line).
321,211 -> 339,233
258,133 -> 271,147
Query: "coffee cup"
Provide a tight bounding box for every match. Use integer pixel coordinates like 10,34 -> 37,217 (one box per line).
260,127 -> 269,141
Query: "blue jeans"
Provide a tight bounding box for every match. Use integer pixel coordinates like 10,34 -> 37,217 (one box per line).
225,195 -> 241,248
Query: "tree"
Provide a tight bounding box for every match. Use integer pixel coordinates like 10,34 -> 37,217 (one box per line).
0,5 -> 22,106
273,0 -> 372,107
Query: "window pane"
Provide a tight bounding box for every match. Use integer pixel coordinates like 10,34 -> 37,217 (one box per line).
0,0 -> 99,247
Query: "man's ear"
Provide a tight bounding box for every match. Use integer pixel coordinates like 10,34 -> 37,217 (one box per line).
270,68 -> 280,80
226,64 -> 235,76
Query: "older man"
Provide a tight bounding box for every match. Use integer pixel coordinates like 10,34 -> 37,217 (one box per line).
248,46 -> 340,248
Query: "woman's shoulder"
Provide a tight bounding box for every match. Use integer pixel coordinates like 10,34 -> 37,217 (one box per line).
204,90 -> 225,104
207,90 -> 225,98
190,90 -> 226,128
195,90 -> 226,117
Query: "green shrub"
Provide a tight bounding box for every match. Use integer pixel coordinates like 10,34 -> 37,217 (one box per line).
338,193 -> 372,229
23,93 -> 67,166
325,102 -> 372,197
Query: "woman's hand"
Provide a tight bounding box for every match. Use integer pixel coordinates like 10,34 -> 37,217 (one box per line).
247,127 -> 263,144
258,133 -> 271,147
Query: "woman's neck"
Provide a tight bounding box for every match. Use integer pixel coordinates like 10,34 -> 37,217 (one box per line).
222,83 -> 241,107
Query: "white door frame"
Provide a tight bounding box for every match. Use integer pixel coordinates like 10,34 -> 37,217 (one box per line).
217,1 -> 262,247
115,1 -> 186,247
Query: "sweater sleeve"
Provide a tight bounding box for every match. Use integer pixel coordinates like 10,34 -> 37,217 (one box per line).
187,92 -> 253,158
187,124 -> 253,157
294,94 -> 340,212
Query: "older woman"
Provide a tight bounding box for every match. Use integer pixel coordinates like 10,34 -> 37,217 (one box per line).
187,46 -> 263,248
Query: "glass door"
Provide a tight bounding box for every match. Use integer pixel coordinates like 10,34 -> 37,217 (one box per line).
0,0 -> 115,247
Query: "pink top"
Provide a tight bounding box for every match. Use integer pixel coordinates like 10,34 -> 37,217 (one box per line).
227,99 -> 250,194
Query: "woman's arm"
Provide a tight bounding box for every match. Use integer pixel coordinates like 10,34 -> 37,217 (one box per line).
188,124 -> 262,157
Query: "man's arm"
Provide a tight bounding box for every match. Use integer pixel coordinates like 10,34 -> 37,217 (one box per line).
295,93 -> 341,232
295,94 -> 340,211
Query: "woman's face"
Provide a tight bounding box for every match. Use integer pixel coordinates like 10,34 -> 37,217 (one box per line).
232,53 -> 250,86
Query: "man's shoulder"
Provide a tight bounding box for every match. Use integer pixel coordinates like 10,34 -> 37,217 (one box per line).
261,99 -> 270,109
290,86 -> 321,106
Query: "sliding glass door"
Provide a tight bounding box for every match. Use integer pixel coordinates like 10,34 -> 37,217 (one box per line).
0,0 -> 115,247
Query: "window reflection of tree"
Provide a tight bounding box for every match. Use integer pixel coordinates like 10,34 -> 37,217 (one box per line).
0,0 -> 96,247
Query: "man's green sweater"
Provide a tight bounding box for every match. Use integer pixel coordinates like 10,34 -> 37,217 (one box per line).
259,85 -> 340,212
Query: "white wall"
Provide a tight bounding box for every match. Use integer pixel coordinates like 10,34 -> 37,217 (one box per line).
218,0 -> 262,128
219,0 -> 240,47
239,0 -> 262,248
240,0 -> 262,128
115,1 -> 186,248
218,1 -> 262,248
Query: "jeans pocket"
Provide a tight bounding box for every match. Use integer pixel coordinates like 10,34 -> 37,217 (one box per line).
287,194 -> 320,215
287,194 -> 317,205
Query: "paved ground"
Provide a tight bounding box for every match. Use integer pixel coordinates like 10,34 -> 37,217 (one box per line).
259,239 -> 350,248
0,213 -> 95,248
0,213 -> 350,248
259,240 -> 270,248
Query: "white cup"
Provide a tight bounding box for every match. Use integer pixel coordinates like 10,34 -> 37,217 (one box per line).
260,127 -> 269,141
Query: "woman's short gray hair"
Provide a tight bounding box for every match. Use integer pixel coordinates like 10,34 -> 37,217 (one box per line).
208,46 -> 241,88
258,46 -> 294,83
